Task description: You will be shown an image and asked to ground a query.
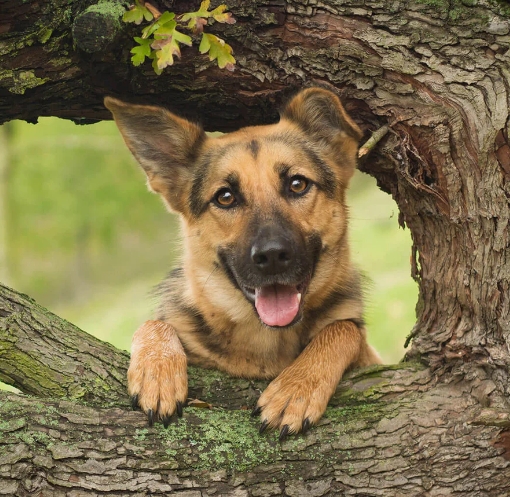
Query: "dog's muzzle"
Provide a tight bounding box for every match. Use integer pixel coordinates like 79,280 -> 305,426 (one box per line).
219,224 -> 319,328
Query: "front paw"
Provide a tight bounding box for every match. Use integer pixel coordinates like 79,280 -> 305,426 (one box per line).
253,366 -> 334,439
128,320 -> 188,427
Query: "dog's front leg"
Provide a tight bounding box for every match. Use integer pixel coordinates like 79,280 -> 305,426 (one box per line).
128,320 -> 188,426
254,320 -> 364,438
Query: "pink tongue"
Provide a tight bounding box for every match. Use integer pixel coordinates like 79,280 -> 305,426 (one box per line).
255,284 -> 300,327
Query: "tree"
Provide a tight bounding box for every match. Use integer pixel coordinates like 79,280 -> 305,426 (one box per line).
1,0 -> 510,494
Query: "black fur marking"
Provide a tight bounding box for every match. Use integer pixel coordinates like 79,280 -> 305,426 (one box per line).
168,292 -> 231,358
219,211 -> 317,292
266,133 -> 336,198
300,273 -> 364,349
217,249 -> 242,293
189,152 -> 214,217
247,139 -> 260,159
189,143 -> 239,217
221,172 -> 245,208
345,318 -> 365,329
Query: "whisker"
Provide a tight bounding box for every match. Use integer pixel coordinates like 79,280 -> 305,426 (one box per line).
199,265 -> 219,297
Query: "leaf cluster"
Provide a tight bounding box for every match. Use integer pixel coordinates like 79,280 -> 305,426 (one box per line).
123,0 -> 236,74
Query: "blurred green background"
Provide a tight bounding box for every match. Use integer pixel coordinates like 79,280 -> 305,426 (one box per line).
0,117 -> 417,388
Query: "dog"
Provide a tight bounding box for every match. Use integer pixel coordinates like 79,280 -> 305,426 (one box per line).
104,87 -> 381,438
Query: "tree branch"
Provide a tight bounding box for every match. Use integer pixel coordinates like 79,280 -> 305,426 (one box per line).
1,282 -> 510,495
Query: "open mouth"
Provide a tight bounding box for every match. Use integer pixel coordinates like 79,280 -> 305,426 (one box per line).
241,280 -> 309,328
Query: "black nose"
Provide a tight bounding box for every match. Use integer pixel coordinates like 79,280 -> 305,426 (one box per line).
251,235 -> 293,275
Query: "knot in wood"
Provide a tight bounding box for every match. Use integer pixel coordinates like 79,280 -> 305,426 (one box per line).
72,3 -> 124,54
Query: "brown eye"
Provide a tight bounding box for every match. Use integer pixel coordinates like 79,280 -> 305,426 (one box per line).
214,188 -> 236,208
289,176 -> 310,195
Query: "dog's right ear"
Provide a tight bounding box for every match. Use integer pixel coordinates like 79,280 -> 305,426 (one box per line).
104,97 -> 206,212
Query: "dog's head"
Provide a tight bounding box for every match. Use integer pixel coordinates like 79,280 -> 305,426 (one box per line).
105,88 -> 362,328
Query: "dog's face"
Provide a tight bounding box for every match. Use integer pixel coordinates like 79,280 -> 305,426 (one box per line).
105,88 -> 362,328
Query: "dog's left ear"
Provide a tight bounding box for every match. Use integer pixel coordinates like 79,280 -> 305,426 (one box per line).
104,97 -> 205,213
281,88 -> 362,172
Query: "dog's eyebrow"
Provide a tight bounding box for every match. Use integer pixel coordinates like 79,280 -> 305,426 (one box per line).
223,172 -> 244,202
265,133 -> 336,198
225,172 -> 240,188
189,143 -> 239,217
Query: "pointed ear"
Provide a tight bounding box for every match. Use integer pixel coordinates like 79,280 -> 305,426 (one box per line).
104,97 -> 206,212
280,88 -> 362,181
281,87 -> 362,142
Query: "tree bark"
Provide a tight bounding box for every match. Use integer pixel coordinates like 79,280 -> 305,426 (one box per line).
2,0 -> 510,494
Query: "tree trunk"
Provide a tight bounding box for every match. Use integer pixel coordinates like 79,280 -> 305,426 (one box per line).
2,0 -> 510,494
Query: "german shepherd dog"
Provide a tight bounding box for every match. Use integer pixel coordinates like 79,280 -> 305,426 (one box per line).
105,88 -> 381,438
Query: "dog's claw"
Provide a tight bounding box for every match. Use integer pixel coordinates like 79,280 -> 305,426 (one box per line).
302,417 -> 311,434
279,424 -> 289,441
259,419 -> 269,434
162,415 -> 171,428
176,401 -> 183,418
251,405 -> 262,417
131,394 -> 139,411
147,408 -> 154,427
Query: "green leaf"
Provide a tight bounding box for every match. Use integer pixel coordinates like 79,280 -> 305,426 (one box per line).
158,11 -> 176,25
142,12 -> 176,39
123,1 -> 153,25
172,29 -> 192,47
199,33 -> 235,70
180,0 -> 234,33
150,19 -> 176,38
153,37 -> 182,69
210,5 -> 235,24
198,32 -> 211,53
151,56 -> 163,75
153,20 -> 177,37
130,37 -> 152,66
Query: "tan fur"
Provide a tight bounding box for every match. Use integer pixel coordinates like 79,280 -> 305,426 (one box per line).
105,88 -> 382,435
258,320 -> 369,434
128,320 -> 187,419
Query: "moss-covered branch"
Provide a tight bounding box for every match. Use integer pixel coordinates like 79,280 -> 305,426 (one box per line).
1,282 -> 510,495
0,283 -> 129,405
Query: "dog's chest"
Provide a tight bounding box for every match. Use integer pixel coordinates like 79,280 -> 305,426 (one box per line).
184,320 -> 304,379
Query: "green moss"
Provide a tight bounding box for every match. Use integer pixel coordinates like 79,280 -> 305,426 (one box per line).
37,28 -> 53,44
134,428 -> 149,441
155,408 -> 282,472
187,366 -> 227,390
19,429 -> 54,446
414,0 -> 485,21
86,1 -> 125,25
415,0 -> 448,9
492,0 -> 510,16
0,69 -> 49,95
325,402 -> 390,424
0,418 -> 26,433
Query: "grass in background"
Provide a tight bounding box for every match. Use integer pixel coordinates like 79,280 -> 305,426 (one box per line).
348,173 -> 417,363
1,118 -> 417,375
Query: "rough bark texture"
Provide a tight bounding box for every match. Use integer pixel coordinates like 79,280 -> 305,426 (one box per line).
2,284 -> 510,496
2,0 -> 510,495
